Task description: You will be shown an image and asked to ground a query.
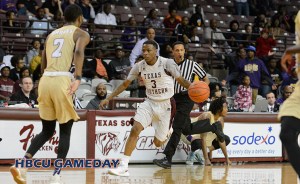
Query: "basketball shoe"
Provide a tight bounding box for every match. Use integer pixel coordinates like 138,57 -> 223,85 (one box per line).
49,174 -> 62,184
108,161 -> 129,177
153,157 -> 171,169
186,149 -> 204,165
9,165 -> 27,184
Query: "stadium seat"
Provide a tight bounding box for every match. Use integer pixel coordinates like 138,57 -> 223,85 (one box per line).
79,83 -> 92,91
115,5 -> 132,14
141,1 -> 156,8
82,93 -> 97,101
208,76 -> 219,83
131,7 -> 146,15
75,89 -> 92,100
91,78 -> 108,89
80,100 -> 90,108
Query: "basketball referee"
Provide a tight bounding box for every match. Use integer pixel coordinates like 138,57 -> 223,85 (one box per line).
153,41 -> 225,169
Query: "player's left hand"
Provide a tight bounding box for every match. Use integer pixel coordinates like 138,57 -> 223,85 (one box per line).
68,80 -> 81,95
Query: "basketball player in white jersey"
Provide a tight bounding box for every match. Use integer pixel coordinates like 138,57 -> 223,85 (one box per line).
10,4 -> 90,184
100,40 -> 191,176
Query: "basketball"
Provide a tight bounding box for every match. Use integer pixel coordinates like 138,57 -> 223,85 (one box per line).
188,81 -> 210,103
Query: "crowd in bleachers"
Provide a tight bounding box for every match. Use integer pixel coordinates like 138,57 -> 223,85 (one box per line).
0,0 -> 299,110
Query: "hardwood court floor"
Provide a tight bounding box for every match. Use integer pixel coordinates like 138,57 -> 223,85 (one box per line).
0,162 -> 298,184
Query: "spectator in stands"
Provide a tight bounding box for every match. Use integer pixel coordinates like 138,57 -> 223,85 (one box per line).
9,55 -> 25,82
253,13 -> 267,33
223,47 -> 247,96
225,20 -> 242,48
26,8 -> 53,35
10,76 -> 37,105
129,27 -> 160,66
234,75 -> 252,111
269,17 -> 286,37
266,91 -> 279,112
189,26 -> 201,43
61,0 -> 75,11
26,39 -> 41,66
85,83 -> 107,110
160,43 -> 173,58
0,0 -> 17,13
2,11 -> 22,33
276,85 -> 293,105
109,46 -> 131,80
0,48 -> 6,71
78,0 -> 95,22
86,48 -> 112,81
175,16 -> 191,44
94,3 -> 117,26
163,8 -> 181,40
0,66 -> 14,101
171,0 -> 189,11
143,9 -> 165,37
267,57 -> 282,92
16,0 -> 38,16
281,66 -> 298,87
234,0 -> 249,16
189,5 -> 205,28
29,50 -> 42,74
238,46 -> 273,104
241,24 -> 256,47
204,19 -> 232,54
13,66 -> 31,93
51,10 -> 64,28
271,6 -> 291,32
121,17 -> 141,50
256,29 -> 276,62
42,0 -> 63,19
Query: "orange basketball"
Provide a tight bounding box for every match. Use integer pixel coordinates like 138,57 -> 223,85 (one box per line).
188,81 -> 210,103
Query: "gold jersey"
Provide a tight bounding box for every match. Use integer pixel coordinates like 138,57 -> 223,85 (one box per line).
45,25 -> 77,72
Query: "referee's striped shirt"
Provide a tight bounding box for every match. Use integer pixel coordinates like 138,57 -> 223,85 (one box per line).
174,59 -> 207,94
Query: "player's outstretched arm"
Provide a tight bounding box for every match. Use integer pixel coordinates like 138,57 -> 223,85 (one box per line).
175,76 -> 191,89
99,80 -> 132,109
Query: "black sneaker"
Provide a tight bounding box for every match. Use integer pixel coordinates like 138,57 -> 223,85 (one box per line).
153,157 -> 171,169
212,121 -> 225,143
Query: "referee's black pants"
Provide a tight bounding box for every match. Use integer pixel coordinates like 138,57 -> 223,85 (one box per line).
163,92 -> 214,162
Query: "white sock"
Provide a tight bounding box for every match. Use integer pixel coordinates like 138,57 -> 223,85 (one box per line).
122,155 -> 130,166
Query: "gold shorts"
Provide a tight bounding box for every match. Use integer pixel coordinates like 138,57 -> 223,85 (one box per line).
38,76 -> 79,123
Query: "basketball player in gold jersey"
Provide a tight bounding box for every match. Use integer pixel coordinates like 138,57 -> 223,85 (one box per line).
278,11 -> 300,179
10,4 -> 90,184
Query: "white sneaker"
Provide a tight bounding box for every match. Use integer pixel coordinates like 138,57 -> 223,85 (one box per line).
186,152 -> 195,165
108,161 -> 129,177
49,174 -> 62,184
9,165 -> 27,184
194,149 -> 204,165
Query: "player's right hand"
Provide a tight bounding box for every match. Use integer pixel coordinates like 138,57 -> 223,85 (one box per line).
99,99 -> 109,110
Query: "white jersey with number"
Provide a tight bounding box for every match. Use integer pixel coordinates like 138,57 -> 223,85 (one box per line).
127,56 -> 181,101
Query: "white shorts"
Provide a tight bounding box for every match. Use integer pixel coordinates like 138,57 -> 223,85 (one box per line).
134,98 -> 171,142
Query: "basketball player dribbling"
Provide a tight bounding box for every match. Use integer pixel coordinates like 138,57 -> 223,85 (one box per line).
100,40 -> 192,176
153,41 -> 225,169
278,11 -> 300,179
10,4 -> 90,184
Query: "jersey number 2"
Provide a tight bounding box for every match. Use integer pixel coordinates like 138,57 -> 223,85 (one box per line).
51,38 -> 64,58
